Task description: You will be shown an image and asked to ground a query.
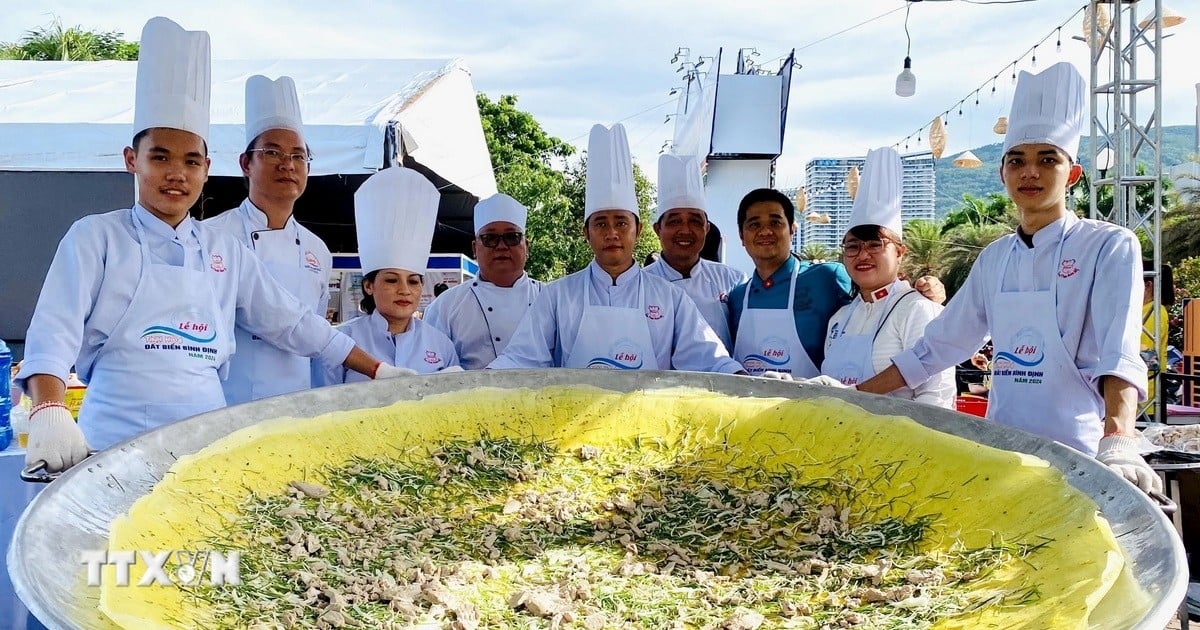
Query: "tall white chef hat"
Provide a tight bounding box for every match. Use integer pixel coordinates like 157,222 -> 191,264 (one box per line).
655,154 -> 706,222
354,167 -> 441,275
134,17 -> 211,141
1003,61 -> 1086,160
245,75 -> 304,145
846,147 -> 904,237
473,193 -> 527,234
584,123 -> 638,221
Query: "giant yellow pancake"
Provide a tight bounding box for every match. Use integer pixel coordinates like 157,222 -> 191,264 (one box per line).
101,386 -> 1145,628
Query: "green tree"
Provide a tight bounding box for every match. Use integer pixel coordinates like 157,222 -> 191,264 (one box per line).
0,18 -> 138,60
1164,158 -> 1200,265
798,243 -> 835,263
940,193 -> 1016,235
943,223 -> 1012,298
901,219 -> 947,280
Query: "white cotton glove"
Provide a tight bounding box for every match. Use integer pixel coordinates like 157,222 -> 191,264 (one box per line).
440,366 -> 465,373
26,406 -> 90,473
759,371 -> 793,381
1096,435 -> 1163,495
373,363 -> 419,380
800,375 -> 850,388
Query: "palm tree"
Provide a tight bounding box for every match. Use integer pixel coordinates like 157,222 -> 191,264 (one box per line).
1164,157 -> 1200,264
0,18 -> 138,61
901,219 -> 947,280
799,242 -> 836,263
943,223 -> 1012,298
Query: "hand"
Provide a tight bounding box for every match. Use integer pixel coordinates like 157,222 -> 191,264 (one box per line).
759,371 -> 793,381
1096,434 -> 1163,495
970,353 -> 990,371
914,276 -> 946,305
800,375 -> 850,388
373,363 -> 419,380
440,365 -> 465,373
26,405 -> 90,473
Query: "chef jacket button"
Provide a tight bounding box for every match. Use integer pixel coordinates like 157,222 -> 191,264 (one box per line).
252,232 -> 259,240
487,307 -> 493,311
495,337 -> 501,342
472,282 -> 478,286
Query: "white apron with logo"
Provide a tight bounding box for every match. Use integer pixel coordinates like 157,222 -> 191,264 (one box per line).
223,212 -> 324,404
565,275 -> 659,370
989,234 -> 1103,455
734,264 -> 819,378
822,280 -> 917,387
80,211 -> 231,449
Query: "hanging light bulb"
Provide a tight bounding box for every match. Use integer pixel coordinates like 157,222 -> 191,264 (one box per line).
1056,27 -> 1062,52
895,57 -> 916,97
953,151 -> 983,168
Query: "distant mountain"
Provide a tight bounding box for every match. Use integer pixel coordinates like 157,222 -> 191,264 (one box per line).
932,125 -> 1197,216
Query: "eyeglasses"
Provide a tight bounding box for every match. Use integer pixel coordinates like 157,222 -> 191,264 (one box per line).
841,239 -> 892,257
247,148 -> 313,165
478,232 -> 524,248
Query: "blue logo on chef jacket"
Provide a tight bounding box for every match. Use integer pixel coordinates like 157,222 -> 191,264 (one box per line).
741,336 -> 791,375
304,251 -> 321,273
587,339 -> 644,370
993,328 -> 1045,370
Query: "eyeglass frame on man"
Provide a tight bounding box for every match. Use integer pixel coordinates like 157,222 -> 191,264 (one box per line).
477,232 -> 525,248
246,148 -> 313,165
841,238 -> 895,258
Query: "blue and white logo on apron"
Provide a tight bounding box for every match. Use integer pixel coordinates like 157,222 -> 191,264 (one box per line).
586,338 -> 645,370
741,335 -> 792,374
994,327 -> 1045,370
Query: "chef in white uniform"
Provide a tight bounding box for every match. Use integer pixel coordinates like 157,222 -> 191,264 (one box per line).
16,18 -> 411,472
490,124 -> 743,374
855,62 -> 1159,494
317,167 -> 461,384
819,147 -> 954,408
205,75 -> 332,404
423,194 -> 541,369
643,154 -> 746,351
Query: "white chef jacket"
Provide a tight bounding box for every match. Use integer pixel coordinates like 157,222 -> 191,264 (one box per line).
824,282 -> 955,408
316,311 -> 460,384
643,258 -> 746,351
892,213 -> 1146,398
423,274 -> 542,370
488,261 -> 744,374
203,200 -> 332,395
17,205 -> 354,390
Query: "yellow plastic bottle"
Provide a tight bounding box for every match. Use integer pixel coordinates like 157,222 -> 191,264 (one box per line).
65,373 -> 87,420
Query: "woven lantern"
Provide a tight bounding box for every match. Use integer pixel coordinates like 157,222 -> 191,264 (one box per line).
804,212 -> 831,224
795,187 -> 807,213
953,150 -> 983,168
1083,3 -> 1110,49
1139,6 -> 1187,29
929,116 -> 947,159
993,116 -> 1008,135
847,166 -> 860,200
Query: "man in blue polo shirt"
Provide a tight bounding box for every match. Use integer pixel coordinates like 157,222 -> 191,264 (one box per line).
728,188 -> 942,378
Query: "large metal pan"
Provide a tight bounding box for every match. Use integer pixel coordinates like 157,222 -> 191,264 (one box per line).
7,370 -> 1188,629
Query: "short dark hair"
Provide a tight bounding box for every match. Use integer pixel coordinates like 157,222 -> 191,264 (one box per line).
845,224 -> 903,244
359,270 -> 379,314
131,128 -> 209,156
1145,260 -> 1176,307
737,188 -> 794,230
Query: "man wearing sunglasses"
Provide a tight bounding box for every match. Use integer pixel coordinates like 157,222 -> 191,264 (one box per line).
423,194 -> 542,370
204,75 -> 334,404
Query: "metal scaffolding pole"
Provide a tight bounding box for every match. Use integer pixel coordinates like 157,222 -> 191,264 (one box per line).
1088,0 -> 1166,419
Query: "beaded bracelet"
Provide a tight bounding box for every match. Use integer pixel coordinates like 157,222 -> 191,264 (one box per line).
29,402 -> 69,418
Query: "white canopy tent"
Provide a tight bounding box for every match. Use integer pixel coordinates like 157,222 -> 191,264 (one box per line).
0,58 -> 497,340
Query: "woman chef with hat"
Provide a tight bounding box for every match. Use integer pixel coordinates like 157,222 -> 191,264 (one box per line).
316,167 -> 461,384
855,62 -> 1160,495
817,147 -> 954,408
16,18 -> 412,474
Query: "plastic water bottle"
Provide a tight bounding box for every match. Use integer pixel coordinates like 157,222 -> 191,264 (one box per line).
0,340 -> 11,451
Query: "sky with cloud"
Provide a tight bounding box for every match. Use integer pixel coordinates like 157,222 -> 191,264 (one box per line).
5,1 -> 1198,190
